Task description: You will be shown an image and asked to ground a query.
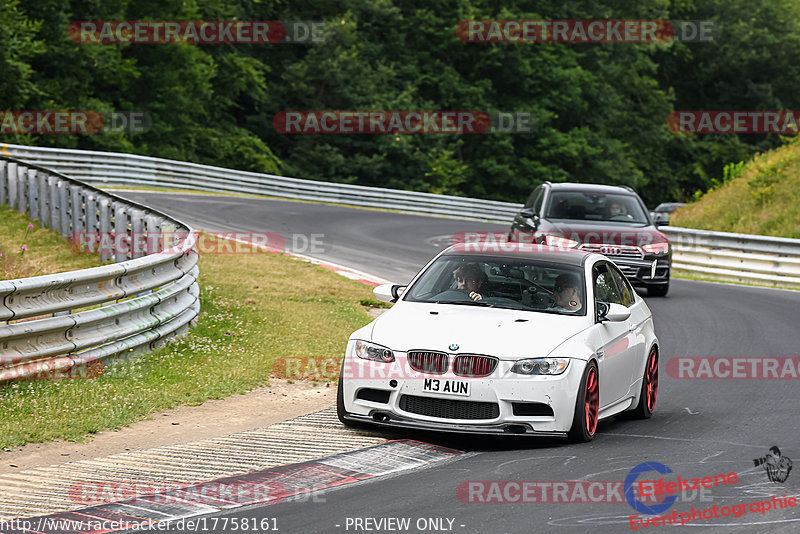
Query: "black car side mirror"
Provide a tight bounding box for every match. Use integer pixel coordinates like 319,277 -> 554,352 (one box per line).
519,208 -> 535,219
596,301 -> 610,323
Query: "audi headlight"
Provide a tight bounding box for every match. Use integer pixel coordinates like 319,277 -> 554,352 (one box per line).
511,358 -> 570,375
354,340 -> 395,363
643,242 -> 670,254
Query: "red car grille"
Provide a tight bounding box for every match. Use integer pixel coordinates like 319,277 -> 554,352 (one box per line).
579,243 -> 644,259
407,351 -> 448,374
453,355 -> 498,377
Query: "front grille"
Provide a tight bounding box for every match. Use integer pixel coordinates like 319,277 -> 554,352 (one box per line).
399,394 -> 499,420
579,243 -> 644,260
453,355 -> 498,377
407,351 -> 449,374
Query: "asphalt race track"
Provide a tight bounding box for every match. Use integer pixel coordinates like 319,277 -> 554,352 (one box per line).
119,191 -> 800,534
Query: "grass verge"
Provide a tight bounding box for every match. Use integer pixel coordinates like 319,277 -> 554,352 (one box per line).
0,235 -> 377,448
0,204 -> 100,280
671,137 -> 800,238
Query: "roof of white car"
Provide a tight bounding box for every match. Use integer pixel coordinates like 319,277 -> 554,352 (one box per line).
442,243 -> 591,267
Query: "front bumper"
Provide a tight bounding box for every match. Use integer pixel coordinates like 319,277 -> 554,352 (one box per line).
343,412 -> 568,437
341,354 -> 587,434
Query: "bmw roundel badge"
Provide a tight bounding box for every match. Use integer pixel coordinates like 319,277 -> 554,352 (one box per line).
449,344 -> 459,351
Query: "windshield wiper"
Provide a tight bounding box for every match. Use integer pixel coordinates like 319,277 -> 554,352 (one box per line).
432,300 -> 493,307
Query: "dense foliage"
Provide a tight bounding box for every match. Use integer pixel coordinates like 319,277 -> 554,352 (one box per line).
2,0 -> 799,206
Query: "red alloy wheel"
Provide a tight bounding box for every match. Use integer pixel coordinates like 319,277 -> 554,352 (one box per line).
646,349 -> 659,412
584,366 -> 599,435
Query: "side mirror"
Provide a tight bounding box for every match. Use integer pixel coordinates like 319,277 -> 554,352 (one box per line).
519,208 -> 535,219
655,219 -> 669,227
374,284 -> 406,303
597,302 -> 631,322
595,302 -> 631,323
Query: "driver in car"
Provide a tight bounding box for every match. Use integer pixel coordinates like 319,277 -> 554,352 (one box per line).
453,264 -> 489,301
552,273 -> 583,312
606,200 -> 633,220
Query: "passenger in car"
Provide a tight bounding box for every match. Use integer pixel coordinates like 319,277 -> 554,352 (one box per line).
552,273 -> 583,312
453,263 -> 490,301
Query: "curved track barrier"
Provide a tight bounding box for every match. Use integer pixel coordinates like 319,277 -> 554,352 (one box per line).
663,227 -> 800,289
1,143 -> 521,223
0,156 -> 199,382
3,143 -> 798,291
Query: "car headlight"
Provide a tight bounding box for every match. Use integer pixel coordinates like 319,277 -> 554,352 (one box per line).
354,340 -> 395,363
643,242 -> 670,254
511,358 -> 570,375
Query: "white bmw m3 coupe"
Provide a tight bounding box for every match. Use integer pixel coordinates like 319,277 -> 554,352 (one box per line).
337,243 -> 660,442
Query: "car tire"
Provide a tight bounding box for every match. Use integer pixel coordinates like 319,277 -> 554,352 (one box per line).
336,371 -> 373,430
647,281 -> 669,297
569,361 -> 600,443
632,347 -> 658,419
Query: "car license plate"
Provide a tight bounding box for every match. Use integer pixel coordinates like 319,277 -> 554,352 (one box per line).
422,378 -> 470,396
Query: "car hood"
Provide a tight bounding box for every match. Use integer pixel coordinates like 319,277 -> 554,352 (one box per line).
369,302 -> 591,359
547,221 -> 669,246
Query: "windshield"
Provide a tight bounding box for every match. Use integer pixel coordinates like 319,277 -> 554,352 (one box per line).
546,191 -> 649,224
404,254 -> 586,316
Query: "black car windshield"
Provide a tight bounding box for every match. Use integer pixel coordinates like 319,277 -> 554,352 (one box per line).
546,191 -> 649,224
404,254 -> 586,316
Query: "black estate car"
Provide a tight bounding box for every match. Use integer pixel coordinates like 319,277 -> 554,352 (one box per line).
508,182 -> 672,296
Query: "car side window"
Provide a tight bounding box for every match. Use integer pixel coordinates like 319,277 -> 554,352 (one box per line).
593,264 -> 624,305
524,186 -> 543,210
532,188 -> 544,215
607,264 -> 634,307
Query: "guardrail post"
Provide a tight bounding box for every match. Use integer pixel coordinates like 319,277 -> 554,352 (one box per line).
7,162 -> 17,208
0,160 -> 7,205
28,169 -> 39,221
114,202 -> 129,263
99,198 -> 112,262
37,171 -> 49,228
48,175 -> 59,231
84,193 -> 97,253
131,208 -> 146,259
70,185 -> 84,242
58,180 -> 70,238
145,214 -> 163,253
16,165 -> 28,214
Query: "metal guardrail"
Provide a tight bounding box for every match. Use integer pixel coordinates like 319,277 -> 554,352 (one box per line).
0,156 -> 200,382
1,143 -> 523,223
662,226 -> 800,289
3,143 -> 798,291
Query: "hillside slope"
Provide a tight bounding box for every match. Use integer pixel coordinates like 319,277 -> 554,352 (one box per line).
671,138 -> 800,238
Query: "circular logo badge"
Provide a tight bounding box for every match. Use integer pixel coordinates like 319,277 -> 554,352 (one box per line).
449,344 -> 459,351
624,461 -> 677,515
